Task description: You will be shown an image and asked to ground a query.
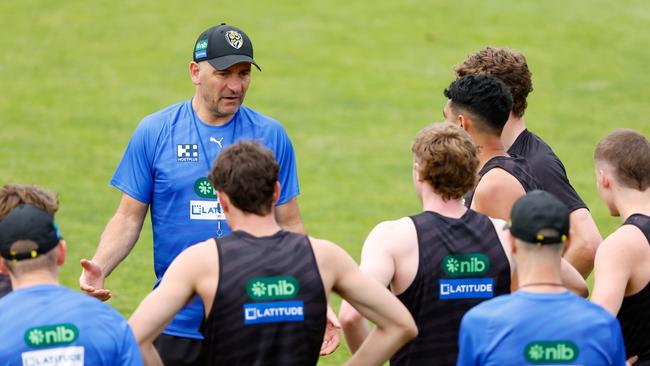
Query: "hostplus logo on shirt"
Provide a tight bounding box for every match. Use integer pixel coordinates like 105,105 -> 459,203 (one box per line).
524,341 -> 579,364
243,275 -> 304,325
177,144 -> 199,162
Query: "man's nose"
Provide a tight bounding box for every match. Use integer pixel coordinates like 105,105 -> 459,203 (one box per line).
226,77 -> 243,94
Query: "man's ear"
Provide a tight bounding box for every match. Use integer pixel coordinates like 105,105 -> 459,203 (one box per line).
217,191 -> 230,213
56,240 -> 67,266
273,182 -> 281,206
597,169 -> 610,189
458,114 -> 471,132
510,234 -> 518,255
0,258 -> 9,275
190,61 -> 201,85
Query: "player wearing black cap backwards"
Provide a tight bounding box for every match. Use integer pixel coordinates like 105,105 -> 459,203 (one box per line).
457,190 -> 625,366
0,202 -> 142,365
128,141 -> 417,366
78,23 -> 331,365
0,184 -> 60,298
591,129 -> 650,365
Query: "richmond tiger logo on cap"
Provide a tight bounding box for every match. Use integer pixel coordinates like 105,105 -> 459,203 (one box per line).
225,30 -> 243,49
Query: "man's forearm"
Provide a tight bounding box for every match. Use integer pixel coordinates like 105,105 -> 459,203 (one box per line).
93,212 -> 144,276
344,326 -> 413,366
565,208 -> 602,278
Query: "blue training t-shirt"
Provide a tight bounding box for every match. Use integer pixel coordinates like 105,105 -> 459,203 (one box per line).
111,100 -> 300,338
0,284 -> 142,366
457,291 -> 626,366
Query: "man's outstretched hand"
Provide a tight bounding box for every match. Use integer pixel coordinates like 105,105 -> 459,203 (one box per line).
79,259 -> 112,301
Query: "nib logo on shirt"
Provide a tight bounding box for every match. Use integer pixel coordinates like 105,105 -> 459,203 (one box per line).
524,341 -> 579,364
24,324 -> 79,348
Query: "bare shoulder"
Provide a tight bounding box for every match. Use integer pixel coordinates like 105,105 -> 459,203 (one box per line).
171,239 -> 219,271
599,225 -> 648,258
476,168 -> 523,197
365,217 -> 417,250
308,236 -> 348,261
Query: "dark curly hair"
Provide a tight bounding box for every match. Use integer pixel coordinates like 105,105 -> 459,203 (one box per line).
455,47 -> 533,118
444,75 -> 513,136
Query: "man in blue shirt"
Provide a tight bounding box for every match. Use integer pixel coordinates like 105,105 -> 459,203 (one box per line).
0,193 -> 142,365
457,191 -> 625,366
78,23 -> 326,365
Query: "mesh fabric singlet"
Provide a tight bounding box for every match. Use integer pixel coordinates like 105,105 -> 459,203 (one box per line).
618,214 -> 650,365
391,210 -> 511,366
200,230 -> 327,366
464,155 -> 540,208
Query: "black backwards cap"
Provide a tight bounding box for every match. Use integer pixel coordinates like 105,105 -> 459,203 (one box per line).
0,204 -> 61,261
507,190 -> 570,245
193,23 -> 261,71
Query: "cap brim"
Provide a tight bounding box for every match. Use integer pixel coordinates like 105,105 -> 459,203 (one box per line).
207,55 -> 261,71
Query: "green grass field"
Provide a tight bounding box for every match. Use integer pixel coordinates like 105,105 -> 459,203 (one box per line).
2,1 -> 650,364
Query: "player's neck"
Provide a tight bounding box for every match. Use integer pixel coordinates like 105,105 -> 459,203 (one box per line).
515,257 -> 564,293
227,210 -> 283,237
476,136 -> 508,167
421,190 -> 467,219
501,115 -> 526,149
10,271 -> 59,290
614,187 -> 650,221
191,95 -> 234,126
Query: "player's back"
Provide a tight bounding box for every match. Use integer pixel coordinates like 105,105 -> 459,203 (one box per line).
0,284 -> 142,365
458,291 -> 625,366
200,230 -> 327,366
391,209 -> 511,366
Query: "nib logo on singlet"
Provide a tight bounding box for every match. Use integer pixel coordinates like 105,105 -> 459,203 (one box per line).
244,276 -> 304,325
524,341 -> 579,364
442,253 -> 490,276
247,276 -> 299,301
24,324 -> 79,348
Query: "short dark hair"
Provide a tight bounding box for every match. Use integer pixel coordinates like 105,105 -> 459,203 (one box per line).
455,47 -> 533,118
444,74 -> 513,136
412,123 -> 479,200
208,141 -> 279,215
594,129 -> 650,191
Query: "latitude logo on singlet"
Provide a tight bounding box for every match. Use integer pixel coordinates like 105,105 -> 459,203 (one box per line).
524,341 -> 579,364
24,323 -> 79,348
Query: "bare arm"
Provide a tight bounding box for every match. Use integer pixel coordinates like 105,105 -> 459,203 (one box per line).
275,197 -> 306,234
591,230 -> 635,315
472,169 -> 525,221
339,222 -> 398,353
314,239 -> 417,366
79,193 -> 148,300
560,257 -> 588,297
128,243 -> 209,366
563,208 -> 601,278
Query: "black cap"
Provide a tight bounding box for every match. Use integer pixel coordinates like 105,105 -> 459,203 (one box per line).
0,205 -> 61,261
507,190 -> 570,245
193,23 -> 261,71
